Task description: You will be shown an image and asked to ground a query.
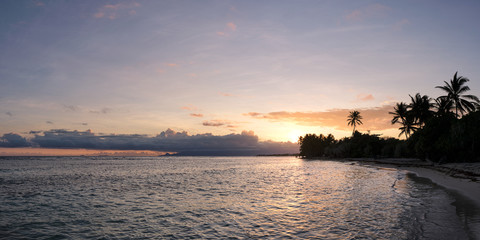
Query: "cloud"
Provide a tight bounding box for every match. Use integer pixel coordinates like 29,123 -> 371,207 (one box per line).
0,133 -> 31,148
23,129 -> 298,156
245,112 -> 262,117
345,10 -> 362,21
217,22 -> 237,37
227,22 -> 237,31
203,120 -> 241,129
63,105 -> 78,112
94,2 -> 140,19
394,19 -> 410,30
82,123 -> 88,126
101,108 -> 111,114
245,105 -> 396,131
345,4 -> 391,22
219,92 -> 234,97
5,112 -> 13,117
190,113 -> 204,118
46,121 -> 54,124
357,94 -> 374,101
94,12 -> 105,18
181,105 -> 198,111
34,1 -> 45,7
166,63 -> 178,67
90,107 -> 112,114
203,120 -> 227,127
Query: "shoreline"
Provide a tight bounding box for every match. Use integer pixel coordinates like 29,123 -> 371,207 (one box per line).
342,158 -> 480,207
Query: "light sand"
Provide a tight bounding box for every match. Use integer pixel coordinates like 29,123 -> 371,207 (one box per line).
348,158 -> 480,207
399,166 -> 480,206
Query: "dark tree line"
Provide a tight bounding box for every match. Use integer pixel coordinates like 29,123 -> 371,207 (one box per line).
299,72 -> 480,163
298,131 -> 408,159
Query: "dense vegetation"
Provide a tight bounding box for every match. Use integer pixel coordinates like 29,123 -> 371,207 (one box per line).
299,72 -> 480,163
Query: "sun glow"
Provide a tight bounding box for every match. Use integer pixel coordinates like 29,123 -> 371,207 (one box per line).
287,129 -> 305,143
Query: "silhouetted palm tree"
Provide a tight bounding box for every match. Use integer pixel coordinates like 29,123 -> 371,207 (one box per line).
347,110 -> 363,135
389,102 -> 408,125
436,72 -> 480,117
408,93 -> 433,127
389,102 -> 418,139
398,115 -> 418,139
434,96 -> 454,116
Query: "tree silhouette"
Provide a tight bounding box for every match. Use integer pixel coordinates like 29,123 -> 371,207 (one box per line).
434,96 -> 454,117
398,115 -> 418,139
389,102 -> 416,139
408,93 -> 433,127
436,72 -> 480,118
389,102 -> 408,125
347,110 -> 363,135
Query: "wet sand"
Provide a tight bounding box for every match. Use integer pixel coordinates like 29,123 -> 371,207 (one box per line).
346,158 -> 480,207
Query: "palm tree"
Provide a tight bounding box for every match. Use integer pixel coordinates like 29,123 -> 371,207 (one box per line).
436,72 -> 480,118
347,110 -> 363,135
434,96 -> 453,116
408,93 -> 433,127
389,102 -> 417,139
398,115 -> 418,139
389,102 -> 408,125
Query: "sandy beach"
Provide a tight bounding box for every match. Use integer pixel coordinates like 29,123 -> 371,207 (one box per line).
345,158 -> 480,207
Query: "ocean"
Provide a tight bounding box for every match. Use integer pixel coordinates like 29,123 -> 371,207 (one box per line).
1,156 -> 479,239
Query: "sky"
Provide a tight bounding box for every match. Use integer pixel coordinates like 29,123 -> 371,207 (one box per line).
1,0 -> 480,155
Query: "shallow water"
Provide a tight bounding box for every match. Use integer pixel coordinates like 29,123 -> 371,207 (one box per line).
0,156 -> 479,239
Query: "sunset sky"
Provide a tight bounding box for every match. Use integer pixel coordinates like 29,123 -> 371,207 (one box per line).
1,0 -> 480,155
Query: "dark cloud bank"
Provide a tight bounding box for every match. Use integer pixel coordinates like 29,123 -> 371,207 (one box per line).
0,129 -> 298,156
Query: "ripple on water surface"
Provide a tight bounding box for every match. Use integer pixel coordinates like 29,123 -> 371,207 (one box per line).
0,156 -> 479,239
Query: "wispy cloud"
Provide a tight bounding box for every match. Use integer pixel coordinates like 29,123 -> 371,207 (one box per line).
202,119 -> 241,129
5,112 -> 13,117
219,92 -> 235,97
46,121 -> 54,124
345,4 -> 391,22
34,1 -> 45,7
381,96 -> 398,105
245,105 -> 396,131
90,107 -> 112,114
217,22 -> 237,37
203,120 -> 228,127
94,2 -> 140,19
227,22 -> 237,31
356,94 -> 374,101
190,113 -> 203,118
63,105 -> 78,112
181,105 -> 198,111
394,19 -> 410,30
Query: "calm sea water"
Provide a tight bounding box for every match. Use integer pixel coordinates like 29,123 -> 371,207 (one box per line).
1,156 -> 479,239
